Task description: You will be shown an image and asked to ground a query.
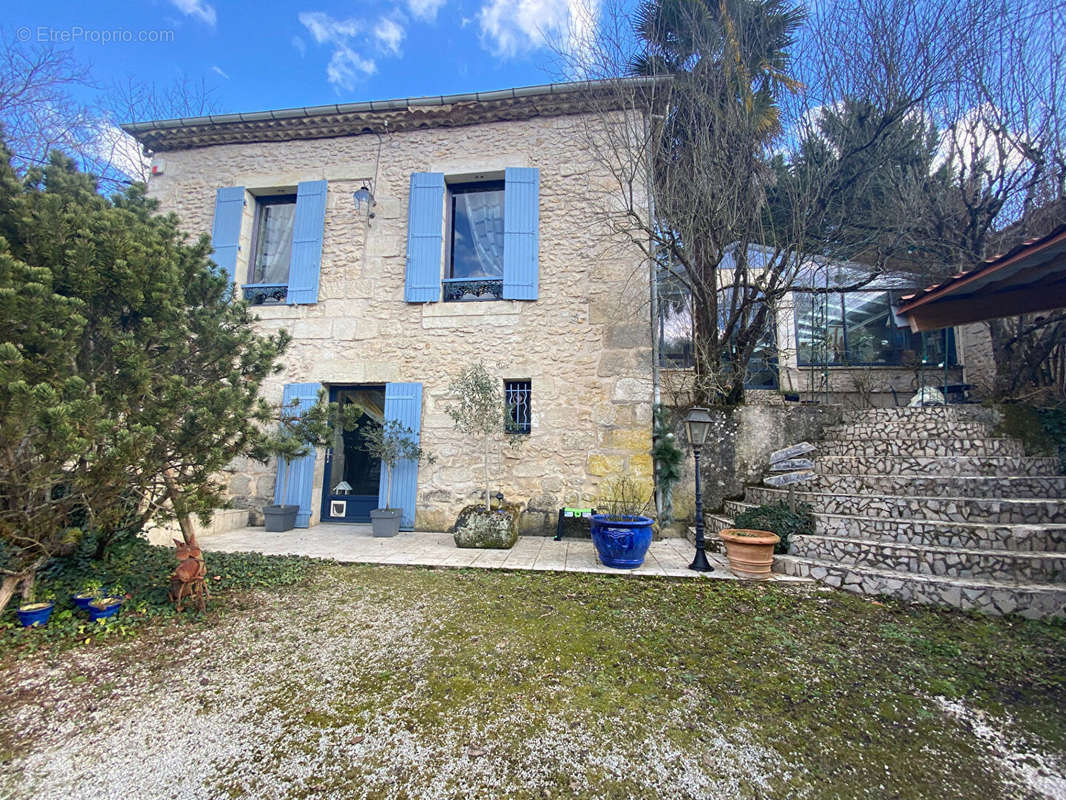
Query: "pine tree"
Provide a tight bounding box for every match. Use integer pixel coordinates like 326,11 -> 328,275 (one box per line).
0,144 -> 289,613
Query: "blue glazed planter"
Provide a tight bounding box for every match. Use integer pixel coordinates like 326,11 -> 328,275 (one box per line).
88,599 -> 122,621
17,602 -> 55,628
590,514 -> 654,569
72,593 -> 97,611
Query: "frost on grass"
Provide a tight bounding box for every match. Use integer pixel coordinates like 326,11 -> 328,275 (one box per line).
1,566 -> 1064,800
935,697 -> 1066,800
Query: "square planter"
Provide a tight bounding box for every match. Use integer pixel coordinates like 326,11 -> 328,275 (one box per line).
263,504 -> 299,532
370,508 -> 403,537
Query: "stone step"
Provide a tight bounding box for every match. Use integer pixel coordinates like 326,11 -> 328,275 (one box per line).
815,455 -> 1061,477
742,486 -> 1066,525
772,556 -> 1066,618
789,535 -> 1066,583
821,438 -> 1024,458
842,406 -> 988,425
722,500 -> 1066,552
805,473 -> 1066,499
823,421 -> 991,441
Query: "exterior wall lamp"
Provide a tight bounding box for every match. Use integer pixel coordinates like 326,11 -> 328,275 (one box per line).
353,185 -> 375,223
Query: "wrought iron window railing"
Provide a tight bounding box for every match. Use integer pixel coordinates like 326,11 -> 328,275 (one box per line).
243,283 -> 288,305
442,277 -> 503,302
505,380 -> 532,434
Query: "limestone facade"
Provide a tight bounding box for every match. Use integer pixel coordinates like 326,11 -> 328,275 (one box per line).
143,107 -> 654,533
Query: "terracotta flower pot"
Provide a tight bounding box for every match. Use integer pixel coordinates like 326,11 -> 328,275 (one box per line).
718,528 -> 780,580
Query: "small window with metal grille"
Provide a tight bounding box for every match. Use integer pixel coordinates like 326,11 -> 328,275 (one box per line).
505,380 -> 532,434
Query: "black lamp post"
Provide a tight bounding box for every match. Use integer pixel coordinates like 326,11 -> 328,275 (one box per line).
685,406 -> 714,572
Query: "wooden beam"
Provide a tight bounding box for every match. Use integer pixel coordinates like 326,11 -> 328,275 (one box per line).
905,281 -> 1066,331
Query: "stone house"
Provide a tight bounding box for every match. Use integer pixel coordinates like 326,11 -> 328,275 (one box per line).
124,82 -> 656,534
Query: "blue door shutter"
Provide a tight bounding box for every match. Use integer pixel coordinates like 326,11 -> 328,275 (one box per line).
379,382 -> 423,530
503,167 -> 540,300
210,186 -> 245,286
404,173 -> 445,302
274,382 -> 322,528
287,180 -> 328,305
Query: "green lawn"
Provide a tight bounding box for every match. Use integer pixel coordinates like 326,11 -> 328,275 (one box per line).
1,559 -> 1064,799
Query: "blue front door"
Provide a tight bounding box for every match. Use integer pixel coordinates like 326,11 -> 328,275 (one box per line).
320,385 -> 386,523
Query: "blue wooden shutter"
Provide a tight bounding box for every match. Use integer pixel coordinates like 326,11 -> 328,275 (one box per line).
210,186 -> 245,286
274,382 -> 322,528
379,382 -> 423,529
287,180 -> 328,305
404,173 -> 445,302
502,167 -> 540,300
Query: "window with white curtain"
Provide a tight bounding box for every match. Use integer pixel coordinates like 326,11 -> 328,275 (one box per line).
248,194 -> 297,286
448,181 -> 505,279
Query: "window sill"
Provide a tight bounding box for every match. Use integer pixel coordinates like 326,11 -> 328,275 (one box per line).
421,298 -> 521,330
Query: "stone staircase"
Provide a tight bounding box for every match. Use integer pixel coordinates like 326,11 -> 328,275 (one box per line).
713,406 -> 1066,618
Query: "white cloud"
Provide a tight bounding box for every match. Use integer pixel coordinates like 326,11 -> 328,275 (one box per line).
407,0 -> 446,22
168,0 -> 217,27
303,11 -> 450,89
211,65 -> 230,79
477,0 -> 597,61
299,11 -> 362,44
935,105 -> 1034,176
298,12 -> 377,89
93,122 -> 151,182
327,47 -> 377,87
373,17 -> 405,55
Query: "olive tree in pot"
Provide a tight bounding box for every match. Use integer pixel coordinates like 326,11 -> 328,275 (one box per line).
360,419 -> 433,537
262,392 -> 362,532
445,362 -> 524,549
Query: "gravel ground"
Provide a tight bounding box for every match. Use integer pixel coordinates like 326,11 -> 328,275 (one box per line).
0,574 -> 780,800
0,565 -> 1063,800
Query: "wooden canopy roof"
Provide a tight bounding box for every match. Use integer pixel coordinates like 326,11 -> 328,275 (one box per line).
896,224 -> 1066,331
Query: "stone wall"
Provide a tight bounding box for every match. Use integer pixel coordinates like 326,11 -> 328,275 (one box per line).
145,112 -> 653,533
668,401 -> 843,519
956,322 -> 996,398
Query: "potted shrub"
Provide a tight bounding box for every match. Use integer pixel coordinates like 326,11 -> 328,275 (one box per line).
359,419 -> 433,537
590,476 -> 655,569
262,391 -> 363,532
72,579 -> 102,610
444,363 -> 524,549
88,596 -> 124,621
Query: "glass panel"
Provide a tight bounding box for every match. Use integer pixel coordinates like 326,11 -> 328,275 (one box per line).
843,291 -> 897,364
718,286 -> 778,389
907,326 -> 957,368
796,292 -> 846,366
451,185 -> 505,279
659,286 -> 694,368
251,197 -> 296,284
328,388 -> 386,497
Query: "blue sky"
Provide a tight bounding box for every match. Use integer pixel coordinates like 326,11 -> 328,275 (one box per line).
11,0 -> 603,121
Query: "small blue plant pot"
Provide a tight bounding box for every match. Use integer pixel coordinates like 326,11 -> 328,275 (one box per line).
590,515 -> 654,569
72,593 -> 97,611
88,599 -> 122,621
17,602 -> 55,628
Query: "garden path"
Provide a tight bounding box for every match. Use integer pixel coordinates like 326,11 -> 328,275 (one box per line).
199,525 -> 809,581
